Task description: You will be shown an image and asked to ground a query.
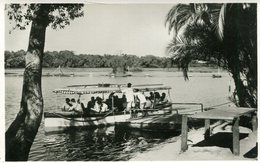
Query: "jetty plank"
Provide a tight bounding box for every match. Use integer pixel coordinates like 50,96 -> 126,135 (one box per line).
189,107 -> 256,120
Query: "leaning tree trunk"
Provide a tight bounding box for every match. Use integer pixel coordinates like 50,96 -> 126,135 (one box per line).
230,65 -> 257,108
223,4 -> 257,108
225,38 -> 257,108
5,7 -> 48,161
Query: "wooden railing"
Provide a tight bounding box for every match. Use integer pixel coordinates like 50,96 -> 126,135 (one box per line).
170,103 -> 204,114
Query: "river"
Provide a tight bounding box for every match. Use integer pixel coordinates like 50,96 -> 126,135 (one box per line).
5,67 -> 234,161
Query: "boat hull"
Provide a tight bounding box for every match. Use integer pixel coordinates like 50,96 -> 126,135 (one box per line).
44,104 -> 179,133
44,112 -> 131,133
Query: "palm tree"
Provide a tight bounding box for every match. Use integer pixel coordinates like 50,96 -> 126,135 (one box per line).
166,3 -> 257,108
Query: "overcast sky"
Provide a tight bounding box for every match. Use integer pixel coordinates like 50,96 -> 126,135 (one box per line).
5,4 -> 174,57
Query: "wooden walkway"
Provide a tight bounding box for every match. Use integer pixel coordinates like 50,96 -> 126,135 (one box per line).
116,113 -> 183,131
181,107 -> 257,156
115,105 -> 204,131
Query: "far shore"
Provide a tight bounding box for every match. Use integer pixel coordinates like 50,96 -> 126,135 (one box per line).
5,66 -> 226,76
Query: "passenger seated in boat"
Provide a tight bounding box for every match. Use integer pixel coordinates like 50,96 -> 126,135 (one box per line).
92,97 -> 102,113
134,89 -> 146,110
154,92 -> 161,105
106,92 -> 115,110
68,98 -> 77,111
68,98 -> 83,113
84,96 -> 95,115
92,97 -> 108,113
62,98 -> 72,111
149,92 -> 155,103
100,102 -> 108,112
122,95 -> 127,107
74,99 -> 84,113
117,94 -> 127,112
113,95 -> 120,109
144,96 -> 153,109
159,92 -> 168,104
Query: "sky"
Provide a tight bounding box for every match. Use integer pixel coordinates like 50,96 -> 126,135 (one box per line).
4,4 -> 174,57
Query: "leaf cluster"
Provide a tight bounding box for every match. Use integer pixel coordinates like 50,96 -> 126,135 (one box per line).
6,4 -> 84,31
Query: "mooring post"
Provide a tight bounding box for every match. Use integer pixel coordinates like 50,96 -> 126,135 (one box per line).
252,112 -> 257,132
204,119 -> 210,139
232,117 -> 240,156
181,115 -> 188,152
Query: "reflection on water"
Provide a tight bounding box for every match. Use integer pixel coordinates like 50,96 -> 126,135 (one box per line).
5,68 -> 234,161
43,126 -> 179,161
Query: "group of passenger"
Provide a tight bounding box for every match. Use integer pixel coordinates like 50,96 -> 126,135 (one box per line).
122,83 -> 168,112
62,98 -> 83,113
62,96 -> 108,114
62,83 -> 168,114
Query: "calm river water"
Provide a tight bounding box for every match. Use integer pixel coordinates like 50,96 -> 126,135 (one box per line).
5,68 -> 234,161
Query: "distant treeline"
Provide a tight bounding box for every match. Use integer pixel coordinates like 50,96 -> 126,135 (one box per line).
5,50 -> 210,68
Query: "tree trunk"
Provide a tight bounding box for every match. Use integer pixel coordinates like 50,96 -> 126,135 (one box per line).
224,4 -> 257,108
5,6 -> 47,161
225,42 -> 257,108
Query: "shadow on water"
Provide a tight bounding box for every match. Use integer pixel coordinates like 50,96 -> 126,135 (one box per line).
43,126 -> 179,161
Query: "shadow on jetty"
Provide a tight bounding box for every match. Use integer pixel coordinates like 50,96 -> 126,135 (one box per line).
193,132 -> 249,153
244,143 -> 258,159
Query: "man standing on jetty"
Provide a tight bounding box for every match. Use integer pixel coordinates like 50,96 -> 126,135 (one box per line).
122,83 -> 135,113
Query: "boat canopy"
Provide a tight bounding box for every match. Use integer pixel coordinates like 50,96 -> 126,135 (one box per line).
53,84 -> 171,95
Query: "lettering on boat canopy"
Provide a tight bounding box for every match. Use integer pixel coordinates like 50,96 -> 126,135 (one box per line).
53,83 -> 171,95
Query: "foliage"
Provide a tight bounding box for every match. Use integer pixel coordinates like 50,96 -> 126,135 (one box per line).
5,50 -> 174,69
6,4 -> 84,32
5,50 -> 26,68
165,3 -> 257,107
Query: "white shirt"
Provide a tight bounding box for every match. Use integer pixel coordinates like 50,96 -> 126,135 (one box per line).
135,92 -> 146,104
62,103 -> 71,111
69,102 -> 77,111
74,103 -> 83,113
145,99 -> 152,108
122,87 -> 134,102
93,101 -> 101,112
161,97 -> 168,103
100,103 -> 108,112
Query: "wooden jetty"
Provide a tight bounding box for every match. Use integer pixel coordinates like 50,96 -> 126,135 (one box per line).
116,113 -> 182,131
181,107 -> 257,156
115,103 -> 204,131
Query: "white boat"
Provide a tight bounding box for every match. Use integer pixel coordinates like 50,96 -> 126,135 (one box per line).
44,111 -> 131,133
44,83 -> 173,133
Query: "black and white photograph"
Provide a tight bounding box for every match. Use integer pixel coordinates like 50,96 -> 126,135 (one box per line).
3,1 -> 258,161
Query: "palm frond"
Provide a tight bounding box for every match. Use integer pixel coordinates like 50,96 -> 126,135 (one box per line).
165,4 -> 194,37
216,4 -> 226,40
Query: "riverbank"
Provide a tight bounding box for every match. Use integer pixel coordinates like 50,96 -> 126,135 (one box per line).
130,121 -> 257,161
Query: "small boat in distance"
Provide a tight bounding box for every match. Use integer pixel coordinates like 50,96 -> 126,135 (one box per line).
108,72 -> 132,77
145,74 -> 152,77
212,74 -> 222,78
44,83 -> 174,133
212,67 -> 222,78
